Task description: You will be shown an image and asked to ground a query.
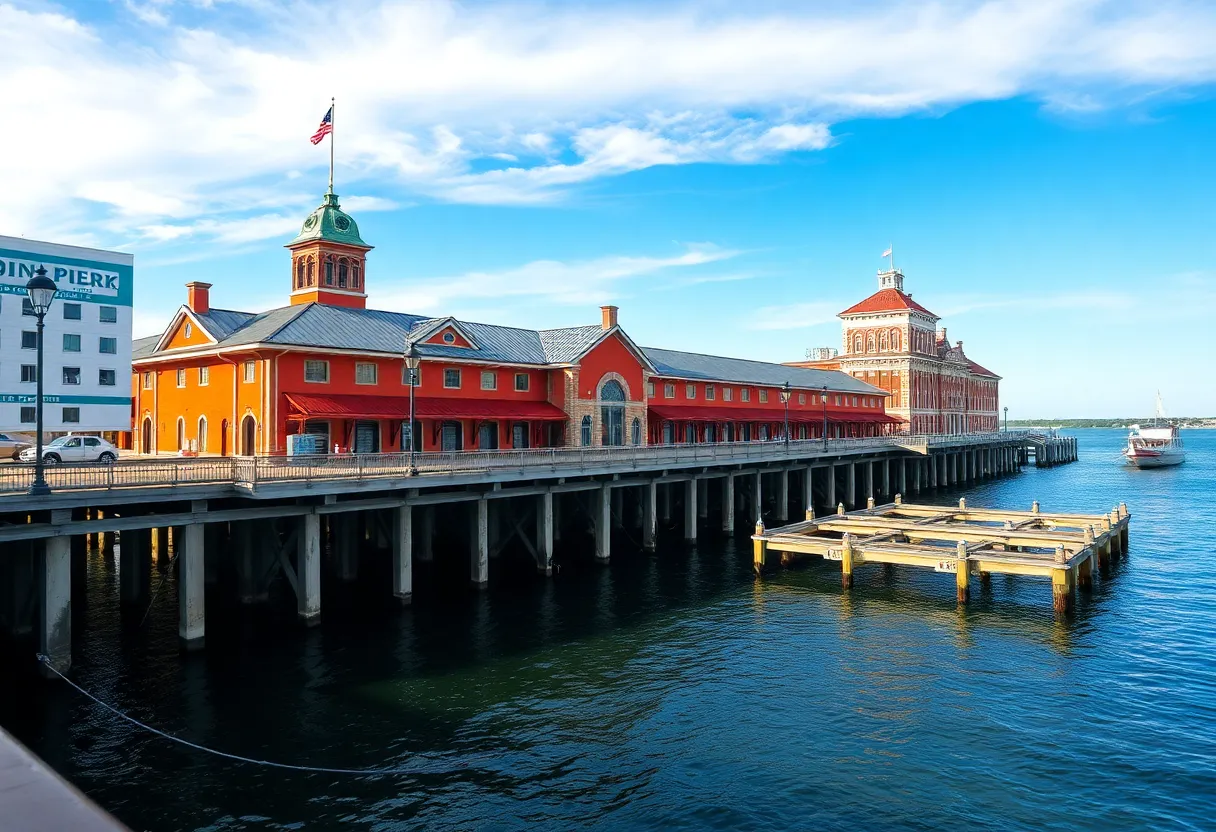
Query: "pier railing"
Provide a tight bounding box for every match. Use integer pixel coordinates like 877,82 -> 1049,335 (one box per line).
0,431 -> 1029,497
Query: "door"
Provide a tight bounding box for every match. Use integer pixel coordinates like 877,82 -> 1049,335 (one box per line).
60,437 -> 84,461
353,420 -> 380,454
220,419 -> 229,456
478,422 -> 499,450
512,422 -> 529,449
241,415 -> 257,455
141,417 -> 152,454
83,437 -> 102,461
441,422 -> 462,452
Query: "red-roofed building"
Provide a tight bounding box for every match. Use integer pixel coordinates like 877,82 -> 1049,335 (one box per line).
788,268 -> 1001,434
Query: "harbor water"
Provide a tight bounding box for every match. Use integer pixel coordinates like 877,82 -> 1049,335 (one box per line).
2,429 -> 1214,831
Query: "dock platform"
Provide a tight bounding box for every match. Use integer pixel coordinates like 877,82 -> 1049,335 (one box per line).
752,496 -> 1130,612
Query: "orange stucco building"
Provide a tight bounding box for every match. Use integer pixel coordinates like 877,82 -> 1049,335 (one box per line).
131,190 -> 896,456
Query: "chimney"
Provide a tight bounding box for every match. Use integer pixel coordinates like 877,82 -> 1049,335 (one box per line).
186,281 -> 212,315
601,305 -> 618,331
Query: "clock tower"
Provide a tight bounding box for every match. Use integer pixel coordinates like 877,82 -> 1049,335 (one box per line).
286,191 -> 373,308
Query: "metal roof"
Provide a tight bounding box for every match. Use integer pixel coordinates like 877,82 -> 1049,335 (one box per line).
538,325 -> 605,363
132,335 -> 159,360
196,308 -> 257,340
641,346 -> 885,395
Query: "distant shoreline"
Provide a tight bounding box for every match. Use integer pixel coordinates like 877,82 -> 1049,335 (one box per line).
1007,419 -> 1215,429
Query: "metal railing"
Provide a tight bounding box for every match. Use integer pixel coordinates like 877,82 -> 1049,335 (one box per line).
0,432 -> 1027,498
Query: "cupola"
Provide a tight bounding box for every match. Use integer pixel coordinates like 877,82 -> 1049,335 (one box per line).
286,191 -> 374,308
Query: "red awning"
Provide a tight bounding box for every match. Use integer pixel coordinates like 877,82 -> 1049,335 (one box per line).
284,393 -> 568,421
646,404 -> 900,424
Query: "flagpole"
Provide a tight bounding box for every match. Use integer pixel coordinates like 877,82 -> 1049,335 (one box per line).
328,97 -> 335,195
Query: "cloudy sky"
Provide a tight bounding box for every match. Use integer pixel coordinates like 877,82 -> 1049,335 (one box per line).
4,0 -> 1216,417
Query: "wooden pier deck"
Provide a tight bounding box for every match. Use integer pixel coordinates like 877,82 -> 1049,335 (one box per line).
752,496 -> 1130,612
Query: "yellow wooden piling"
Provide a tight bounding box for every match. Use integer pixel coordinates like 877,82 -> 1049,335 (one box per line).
959,497 -> 966,510
894,493 -> 902,506
1078,554 -> 1093,590
1032,501 -> 1040,515
956,539 -> 969,604
866,496 -> 875,510
837,503 -> 845,516
841,533 -> 854,589
805,507 -> 814,521
1052,545 -> 1073,613
753,521 -> 767,575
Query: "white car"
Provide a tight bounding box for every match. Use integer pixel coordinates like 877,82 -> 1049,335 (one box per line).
19,435 -> 119,465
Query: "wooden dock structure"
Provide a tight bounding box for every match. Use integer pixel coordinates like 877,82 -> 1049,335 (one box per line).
752,496 -> 1129,612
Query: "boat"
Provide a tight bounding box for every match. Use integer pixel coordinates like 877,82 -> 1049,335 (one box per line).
1123,393 -> 1185,468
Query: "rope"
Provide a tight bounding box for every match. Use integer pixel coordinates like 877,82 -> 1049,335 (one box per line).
36,654 -> 425,777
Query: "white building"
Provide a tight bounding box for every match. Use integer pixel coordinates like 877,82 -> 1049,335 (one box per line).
0,235 -> 133,436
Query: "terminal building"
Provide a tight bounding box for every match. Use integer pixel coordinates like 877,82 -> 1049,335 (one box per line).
0,235 -> 133,440
789,267 -> 1000,434
130,189 -> 898,456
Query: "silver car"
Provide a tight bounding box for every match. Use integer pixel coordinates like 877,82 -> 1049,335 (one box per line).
0,432 -> 33,460
19,435 -> 119,464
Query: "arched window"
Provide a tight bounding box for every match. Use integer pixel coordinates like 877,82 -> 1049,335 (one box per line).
867,333 -> 876,353
600,380 -> 626,446
176,417 -> 185,451
662,422 -> 674,444
351,264 -> 361,289
631,417 -> 641,445
197,416 -> 208,453
891,329 -> 901,351
295,260 -> 304,289
307,257 -> 316,287
338,259 -> 349,288
853,334 -> 863,353
705,423 -> 716,443
580,415 -> 592,446
324,256 -> 334,286
684,423 -> 694,444
880,331 -> 889,351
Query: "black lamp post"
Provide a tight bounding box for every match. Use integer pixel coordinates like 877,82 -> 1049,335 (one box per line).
26,267 -> 58,497
821,385 -> 829,450
1003,406 -> 1008,432
779,381 -> 792,449
404,339 -> 421,475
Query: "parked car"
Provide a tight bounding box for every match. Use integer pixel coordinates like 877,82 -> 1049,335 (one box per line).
0,432 -> 33,460
18,435 -> 119,464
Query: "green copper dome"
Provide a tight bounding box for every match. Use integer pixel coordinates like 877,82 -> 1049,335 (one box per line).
288,192 -> 369,248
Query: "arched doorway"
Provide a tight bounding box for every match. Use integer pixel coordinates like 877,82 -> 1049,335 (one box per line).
600,380 -> 625,446
141,417 -> 152,454
220,419 -> 229,456
241,415 -> 257,456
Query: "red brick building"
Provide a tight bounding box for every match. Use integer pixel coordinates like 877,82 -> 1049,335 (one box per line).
131,190 -> 896,455
790,268 -> 1000,434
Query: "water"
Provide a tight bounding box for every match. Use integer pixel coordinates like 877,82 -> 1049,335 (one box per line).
3,429 -> 1215,831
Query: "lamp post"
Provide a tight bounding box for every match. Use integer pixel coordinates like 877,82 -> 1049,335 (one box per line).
779,381 -> 792,449
404,339 -> 421,475
26,267 -> 58,497
821,385 -> 829,451
1003,406 -> 1008,432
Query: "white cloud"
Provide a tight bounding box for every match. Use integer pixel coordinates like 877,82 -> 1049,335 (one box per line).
4,0 -> 1216,247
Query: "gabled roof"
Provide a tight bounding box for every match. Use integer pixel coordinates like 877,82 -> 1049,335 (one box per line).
132,335 -> 159,360
966,359 -> 1001,379
840,288 -> 938,319
407,316 -> 481,350
539,325 -> 605,363
642,346 -> 885,395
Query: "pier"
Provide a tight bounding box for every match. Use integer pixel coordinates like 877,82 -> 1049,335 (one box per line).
752,495 -> 1129,612
0,431 -> 1062,676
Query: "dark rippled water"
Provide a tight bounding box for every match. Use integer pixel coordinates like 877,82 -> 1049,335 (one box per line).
3,429 -> 1215,831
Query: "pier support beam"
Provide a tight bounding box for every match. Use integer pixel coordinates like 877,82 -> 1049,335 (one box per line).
930,455 -> 938,489
643,481 -> 657,551
882,459 -> 890,498
721,475 -> 734,535
1077,555 -> 1094,590
684,480 -> 698,542
955,540 -> 969,604
776,471 -> 788,523
751,472 -> 762,524
120,527 -> 152,607
537,491 -> 555,573
1052,568 -> 1075,614
595,485 -> 611,563
297,514 -> 321,624
898,459 -> 906,497
803,467 -> 814,518
178,519 -> 205,650
471,499 -> 489,588
753,521 -> 766,575
332,514 -> 359,583
697,478 -> 708,520
392,505 -> 412,605
38,511 -> 72,678
841,534 -> 854,590
846,463 -> 856,508
864,462 -> 874,505
826,464 -> 836,510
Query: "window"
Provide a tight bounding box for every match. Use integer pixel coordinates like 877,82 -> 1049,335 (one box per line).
198,416 -> 208,453
705,384 -> 716,401
21,331 -> 36,349
444,368 -> 461,389
853,396 -> 859,407
632,417 -> 641,445
184,322 -> 192,338
686,384 -> 696,399
63,367 -> 81,385
515,373 -> 529,392
600,380 -> 626,446
798,393 -> 806,405
143,372 -> 153,389
304,360 -> 330,383
99,306 -> 117,323
324,258 -> 334,286
759,389 -> 768,403
21,365 -> 36,383
580,415 -> 592,446
176,368 -> 186,387
338,261 -> 348,288
664,383 -> 675,398
63,303 -> 81,320
19,407 -> 35,423
481,371 -> 497,391
63,333 -> 81,352
355,362 -> 378,385
62,407 -> 80,424
647,381 -> 655,398
741,388 -> 751,402
198,366 -> 210,386
442,331 -> 456,344
243,360 -> 256,383
402,365 -> 421,386
99,369 -> 116,386
834,394 -> 841,406
723,387 -> 732,402
21,298 -> 34,316
99,336 -> 117,354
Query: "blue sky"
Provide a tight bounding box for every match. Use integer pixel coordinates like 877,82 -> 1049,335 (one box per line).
4,0 -> 1216,418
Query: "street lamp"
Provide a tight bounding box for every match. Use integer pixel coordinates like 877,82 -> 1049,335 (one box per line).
1003,406 -> 1009,432
779,381 -> 792,449
404,339 -> 421,475
26,267 -> 58,497
820,385 -> 829,451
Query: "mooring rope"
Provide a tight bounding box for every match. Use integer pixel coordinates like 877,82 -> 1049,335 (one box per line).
36,654 -> 426,777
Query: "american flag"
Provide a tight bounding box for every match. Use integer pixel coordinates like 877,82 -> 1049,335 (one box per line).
310,107 -> 333,145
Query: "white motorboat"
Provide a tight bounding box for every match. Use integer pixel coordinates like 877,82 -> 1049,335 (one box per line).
1123,393 -> 1185,468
